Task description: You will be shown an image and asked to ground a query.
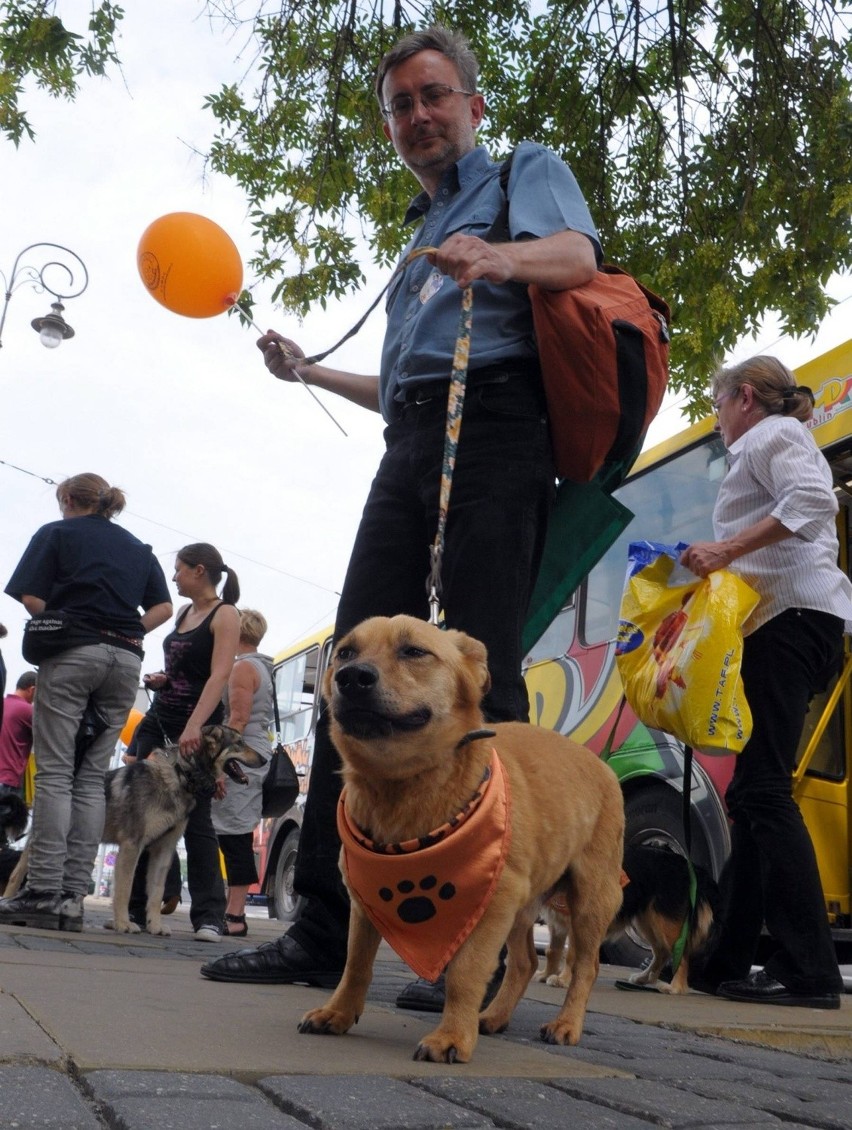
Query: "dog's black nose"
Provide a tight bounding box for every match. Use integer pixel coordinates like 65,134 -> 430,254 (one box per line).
335,662 -> 378,697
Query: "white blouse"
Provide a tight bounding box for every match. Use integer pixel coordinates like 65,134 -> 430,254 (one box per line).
713,415 -> 852,634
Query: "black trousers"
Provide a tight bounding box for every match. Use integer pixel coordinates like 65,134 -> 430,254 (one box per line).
703,607 -> 843,994
288,371 -> 554,958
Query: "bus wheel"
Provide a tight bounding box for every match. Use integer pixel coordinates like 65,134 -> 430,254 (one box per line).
599,783 -> 712,969
271,828 -> 303,922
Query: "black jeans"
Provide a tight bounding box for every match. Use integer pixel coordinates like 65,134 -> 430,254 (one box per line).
703,607 -> 843,994
290,370 -> 554,956
128,713 -> 225,930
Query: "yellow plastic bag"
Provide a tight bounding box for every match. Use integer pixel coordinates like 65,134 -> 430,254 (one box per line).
616,541 -> 760,754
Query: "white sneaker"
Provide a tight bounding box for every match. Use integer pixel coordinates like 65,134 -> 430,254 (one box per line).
195,924 -> 223,943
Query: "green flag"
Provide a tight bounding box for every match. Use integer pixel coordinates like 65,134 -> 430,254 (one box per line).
523,478 -> 634,655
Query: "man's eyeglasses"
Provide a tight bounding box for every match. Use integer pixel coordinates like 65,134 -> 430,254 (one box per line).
381,83 -> 474,121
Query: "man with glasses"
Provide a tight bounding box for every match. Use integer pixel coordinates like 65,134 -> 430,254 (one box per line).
202,24 -> 601,1006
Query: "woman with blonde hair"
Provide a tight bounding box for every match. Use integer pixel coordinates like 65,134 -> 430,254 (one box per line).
213,608 -> 275,936
682,356 -> 851,1008
127,542 -> 241,941
0,473 -> 172,931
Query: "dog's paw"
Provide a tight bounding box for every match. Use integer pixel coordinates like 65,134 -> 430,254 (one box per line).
539,1019 -> 582,1047
545,972 -> 571,988
146,921 -> 171,937
627,970 -> 652,986
104,919 -> 141,934
378,875 -> 456,924
413,1031 -> 472,1064
478,1012 -> 509,1036
298,1007 -> 356,1036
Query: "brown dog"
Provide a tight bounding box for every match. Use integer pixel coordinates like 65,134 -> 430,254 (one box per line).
298,615 -> 625,1064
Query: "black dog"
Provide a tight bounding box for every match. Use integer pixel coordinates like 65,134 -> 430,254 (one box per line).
0,792 -> 29,890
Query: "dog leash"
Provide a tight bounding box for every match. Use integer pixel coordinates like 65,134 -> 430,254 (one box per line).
672,745 -> 699,975
428,283 -> 474,625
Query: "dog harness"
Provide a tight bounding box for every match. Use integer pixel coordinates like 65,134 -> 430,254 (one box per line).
337,749 -> 512,981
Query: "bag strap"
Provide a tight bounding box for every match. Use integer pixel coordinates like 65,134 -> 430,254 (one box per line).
266,666 -> 283,746
483,150 -> 514,245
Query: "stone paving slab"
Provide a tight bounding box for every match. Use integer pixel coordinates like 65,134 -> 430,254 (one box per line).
549,1076 -> 783,1126
85,1070 -> 307,1130
416,1077 -> 655,1129
0,1066 -> 103,1129
259,1075 -> 496,1129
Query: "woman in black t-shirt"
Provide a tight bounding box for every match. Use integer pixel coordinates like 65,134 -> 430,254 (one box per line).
0,473 -> 172,932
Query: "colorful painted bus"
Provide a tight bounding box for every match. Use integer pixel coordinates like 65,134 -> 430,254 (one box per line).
259,338 -> 852,962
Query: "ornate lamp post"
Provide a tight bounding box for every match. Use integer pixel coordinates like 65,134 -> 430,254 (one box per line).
0,242 -> 89,352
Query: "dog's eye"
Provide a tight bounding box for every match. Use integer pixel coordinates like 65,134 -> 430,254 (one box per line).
335,646 -> 356,662
400,645 -> 430,659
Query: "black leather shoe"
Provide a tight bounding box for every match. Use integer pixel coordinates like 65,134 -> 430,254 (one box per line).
717,969 -> 840,1009
0,887 -> 62,929
199,933 -> 344,986
396,960 -> 505,1013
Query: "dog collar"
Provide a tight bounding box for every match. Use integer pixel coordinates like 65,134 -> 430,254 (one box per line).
337,749 -> 512,981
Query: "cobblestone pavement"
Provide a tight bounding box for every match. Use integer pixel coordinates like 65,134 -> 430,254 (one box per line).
0,901 -> 849,1129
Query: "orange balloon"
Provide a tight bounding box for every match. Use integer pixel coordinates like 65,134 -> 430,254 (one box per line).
137,212 -> 243,318
120,708 -> 145,748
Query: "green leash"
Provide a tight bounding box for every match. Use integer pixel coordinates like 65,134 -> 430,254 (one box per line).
671,744 -> 699,974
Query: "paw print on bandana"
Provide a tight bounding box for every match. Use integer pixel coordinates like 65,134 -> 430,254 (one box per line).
378,875 -> 456,924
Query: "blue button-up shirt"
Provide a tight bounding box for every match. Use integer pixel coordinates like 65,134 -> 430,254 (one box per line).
379,141 -> 602,421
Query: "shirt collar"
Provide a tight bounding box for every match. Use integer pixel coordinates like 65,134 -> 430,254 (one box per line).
403,146 -> 494,226
725,414 -> 778,467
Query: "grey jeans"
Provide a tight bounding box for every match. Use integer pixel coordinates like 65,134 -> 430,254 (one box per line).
29,643 -> 140,895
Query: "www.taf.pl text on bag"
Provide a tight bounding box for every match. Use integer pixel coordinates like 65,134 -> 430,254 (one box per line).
493,151 -> 671,487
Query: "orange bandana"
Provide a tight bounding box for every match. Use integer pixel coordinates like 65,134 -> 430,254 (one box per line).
337,750 -> 512,981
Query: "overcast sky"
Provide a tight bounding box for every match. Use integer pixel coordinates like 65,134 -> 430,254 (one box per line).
1,2 -> 849,689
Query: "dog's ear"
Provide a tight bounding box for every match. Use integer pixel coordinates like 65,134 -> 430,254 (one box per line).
447,629 -> 491,704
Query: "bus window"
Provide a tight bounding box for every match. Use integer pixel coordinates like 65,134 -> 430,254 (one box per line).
582,436 -> 727,645
798,679 -> 846,781
274,645 -> 320,745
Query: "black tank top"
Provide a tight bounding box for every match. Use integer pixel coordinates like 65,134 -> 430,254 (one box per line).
151,603 -> 226,727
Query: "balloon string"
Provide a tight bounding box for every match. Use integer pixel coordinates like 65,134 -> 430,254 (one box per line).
235,305 -> 348,437
234,246 -> 438,439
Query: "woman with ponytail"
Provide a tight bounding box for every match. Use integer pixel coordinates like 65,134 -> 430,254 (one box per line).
1,473 -> 172,932
127,543 -> 241,941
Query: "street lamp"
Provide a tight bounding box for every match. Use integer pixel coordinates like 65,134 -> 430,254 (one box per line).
0,242 -> 89,352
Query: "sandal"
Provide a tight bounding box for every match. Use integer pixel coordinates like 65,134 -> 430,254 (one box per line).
224,912 -> 248,937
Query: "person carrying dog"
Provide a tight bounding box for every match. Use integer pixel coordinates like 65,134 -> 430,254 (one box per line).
127,543 -> 241,942
201,24 -> 601,1005
681,356 -> 851,1009
0,473 -> 172,931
